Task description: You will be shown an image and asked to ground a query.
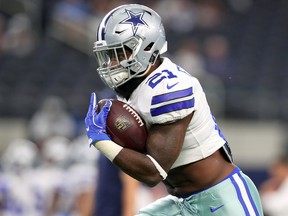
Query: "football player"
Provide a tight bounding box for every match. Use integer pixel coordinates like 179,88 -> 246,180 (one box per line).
0,139 -> 45,216
85,4 -> 263,215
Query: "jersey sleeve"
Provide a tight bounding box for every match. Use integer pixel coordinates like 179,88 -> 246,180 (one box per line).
136,66 -> 201,126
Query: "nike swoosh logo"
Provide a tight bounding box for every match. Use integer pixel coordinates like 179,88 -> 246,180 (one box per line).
210,204 -> 224,213
167,82 -> 179,89
115,30 -> 125,34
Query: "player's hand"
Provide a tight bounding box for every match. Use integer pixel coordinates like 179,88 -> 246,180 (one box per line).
84,92 -> 112,146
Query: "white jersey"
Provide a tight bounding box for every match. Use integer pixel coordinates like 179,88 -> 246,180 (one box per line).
0,171 -> 46,216
32,166 -> 66,215
118,57 -> 227,169
59,163 -> 97,215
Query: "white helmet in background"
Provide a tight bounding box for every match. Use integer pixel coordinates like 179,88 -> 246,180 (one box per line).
94,4 -> 167,89
1,138 -> 38,173
68,135 -> 99,165
42,136 -> 70,166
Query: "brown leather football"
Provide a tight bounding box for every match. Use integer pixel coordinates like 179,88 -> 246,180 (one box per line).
97,99 -> 147,153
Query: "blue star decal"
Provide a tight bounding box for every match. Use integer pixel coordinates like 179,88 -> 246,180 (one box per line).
120,10 -> 148,35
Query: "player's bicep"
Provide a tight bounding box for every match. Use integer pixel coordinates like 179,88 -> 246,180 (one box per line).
146,112 -> 193,172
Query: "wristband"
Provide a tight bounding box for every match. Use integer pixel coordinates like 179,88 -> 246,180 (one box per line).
93,140 -> 123,161
146,154 -> 168,180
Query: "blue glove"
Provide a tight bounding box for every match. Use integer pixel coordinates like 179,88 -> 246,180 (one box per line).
84,92 -> 112,146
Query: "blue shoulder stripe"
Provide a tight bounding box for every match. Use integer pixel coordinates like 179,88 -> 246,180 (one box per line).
151,98 -> 194,117
151,87 -> 193,105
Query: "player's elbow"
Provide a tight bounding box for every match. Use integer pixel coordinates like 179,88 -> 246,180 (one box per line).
143,174 -> 163,187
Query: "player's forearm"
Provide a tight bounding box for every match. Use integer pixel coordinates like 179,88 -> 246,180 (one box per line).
113,148 -> 163,187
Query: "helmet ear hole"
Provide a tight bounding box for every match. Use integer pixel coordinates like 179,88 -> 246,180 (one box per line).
144,42 -> 154,51
149,50 -> 159,64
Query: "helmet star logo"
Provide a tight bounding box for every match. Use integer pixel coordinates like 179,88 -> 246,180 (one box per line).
120,10 -> 148,35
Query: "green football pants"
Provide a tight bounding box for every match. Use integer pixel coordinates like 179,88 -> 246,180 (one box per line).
137,167 -> 263,216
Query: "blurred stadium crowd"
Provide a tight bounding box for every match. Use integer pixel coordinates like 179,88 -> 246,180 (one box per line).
0,0 -> 288,120
1,0 -> 288,215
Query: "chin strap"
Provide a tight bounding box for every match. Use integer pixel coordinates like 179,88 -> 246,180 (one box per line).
134,63 -> 152,78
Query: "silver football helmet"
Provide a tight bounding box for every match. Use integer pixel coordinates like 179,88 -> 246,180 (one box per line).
93,4 -> 167,89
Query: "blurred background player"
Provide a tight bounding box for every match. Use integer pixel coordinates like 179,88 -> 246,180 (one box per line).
33,135 -> 70,216
63,134 -> 99,216
28,96 -> 77,147
0,138 -> 44,216
260,151 -> 288,216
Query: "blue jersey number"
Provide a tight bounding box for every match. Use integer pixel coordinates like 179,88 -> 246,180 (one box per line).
146,69 -> 177,89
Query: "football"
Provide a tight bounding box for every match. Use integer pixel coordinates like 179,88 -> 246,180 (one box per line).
97,99 -> 147,153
